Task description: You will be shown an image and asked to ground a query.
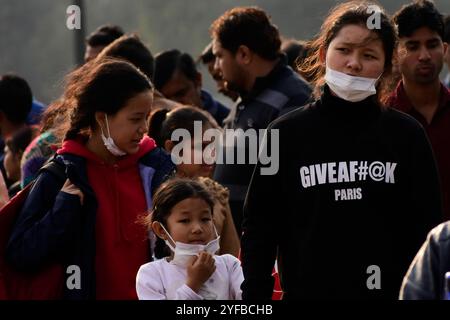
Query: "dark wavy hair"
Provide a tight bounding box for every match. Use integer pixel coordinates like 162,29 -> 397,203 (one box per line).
60,57 -> 153,140
299,1 -> 397,104
210,6 -> 281,60
86,24 -> 124,47
99,33 -> 155,79
393,0 -> 445,40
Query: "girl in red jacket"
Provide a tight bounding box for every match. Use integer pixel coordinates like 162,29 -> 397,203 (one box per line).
6,57 -> 175,299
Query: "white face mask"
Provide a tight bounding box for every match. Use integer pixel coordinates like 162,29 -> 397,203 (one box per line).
159,222 -> 220,268
100,114 -> 127,156
324,65 -> 382,102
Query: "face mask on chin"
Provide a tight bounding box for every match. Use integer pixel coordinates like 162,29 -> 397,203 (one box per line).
324,63 -> 382,102
100,114 -> 127,156
158,222 -> 220,268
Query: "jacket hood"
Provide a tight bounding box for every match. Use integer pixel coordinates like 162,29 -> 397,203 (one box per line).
57,135 -> 157,168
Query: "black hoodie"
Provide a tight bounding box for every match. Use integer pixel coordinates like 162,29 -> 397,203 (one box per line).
241,86 -> 443,299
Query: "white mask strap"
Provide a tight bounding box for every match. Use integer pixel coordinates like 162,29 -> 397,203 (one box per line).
105,114 -> 112,138
213,223 -> 219,238
99,118 -> 106,137
158,222 -> 177,250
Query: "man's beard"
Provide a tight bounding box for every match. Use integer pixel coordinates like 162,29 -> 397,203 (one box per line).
413,61 -> 443,84
224,79 -> 245,97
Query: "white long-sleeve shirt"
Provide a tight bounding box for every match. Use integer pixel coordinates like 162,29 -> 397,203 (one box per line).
136,254 -> 243,300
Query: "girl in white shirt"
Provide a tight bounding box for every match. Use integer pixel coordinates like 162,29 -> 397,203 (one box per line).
136,178 -> 243,300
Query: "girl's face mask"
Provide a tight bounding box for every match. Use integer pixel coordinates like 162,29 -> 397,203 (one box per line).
324,63 -> 382,103
158,222 -> 220,268
100,114 -> 127,156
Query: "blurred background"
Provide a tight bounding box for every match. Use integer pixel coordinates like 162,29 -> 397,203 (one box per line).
1,0 -> 449,106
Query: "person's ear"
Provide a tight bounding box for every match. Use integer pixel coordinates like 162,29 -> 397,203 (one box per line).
236,45 -> 252,65
443,42 -> 448,57
164,140 -> 174,152
151,221 -> 167,240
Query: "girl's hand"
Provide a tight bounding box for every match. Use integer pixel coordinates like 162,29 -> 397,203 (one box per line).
186,252 -> 216,293
61,179 -> 84,205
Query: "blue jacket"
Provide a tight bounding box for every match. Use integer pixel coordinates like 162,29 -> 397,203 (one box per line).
26,99 -> 46,125
5,146 -> 175,300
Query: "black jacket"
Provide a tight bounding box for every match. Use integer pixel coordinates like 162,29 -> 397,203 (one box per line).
241,86 -> 443,299
214,58 -> 312,234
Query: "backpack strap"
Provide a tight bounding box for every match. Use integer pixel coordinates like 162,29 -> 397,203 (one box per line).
38,160 -> 66,182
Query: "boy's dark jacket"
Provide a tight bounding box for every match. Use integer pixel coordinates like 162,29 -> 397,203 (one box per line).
4,138 -> 175,300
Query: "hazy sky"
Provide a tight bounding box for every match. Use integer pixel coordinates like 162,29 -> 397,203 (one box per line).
1,0 -> 449,105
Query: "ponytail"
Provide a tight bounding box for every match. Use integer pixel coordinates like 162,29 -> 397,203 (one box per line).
65,110 -> 93,140
148,108 -> 169,147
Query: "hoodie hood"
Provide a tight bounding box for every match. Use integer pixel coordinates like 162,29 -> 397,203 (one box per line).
57,135 -> 156,169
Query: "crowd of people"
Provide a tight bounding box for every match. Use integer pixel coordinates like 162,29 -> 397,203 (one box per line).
1,0 -> 450,300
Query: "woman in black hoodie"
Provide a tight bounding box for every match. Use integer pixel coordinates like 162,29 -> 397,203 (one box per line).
241,1 -> 443,300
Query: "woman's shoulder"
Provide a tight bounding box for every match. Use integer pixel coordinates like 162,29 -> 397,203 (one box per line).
268,101 -> 319,130
380,107 -> 424,132
377,107 -> 431,146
